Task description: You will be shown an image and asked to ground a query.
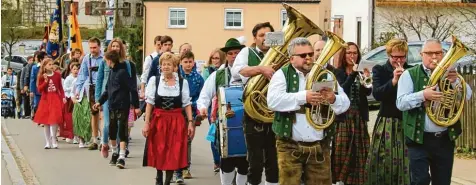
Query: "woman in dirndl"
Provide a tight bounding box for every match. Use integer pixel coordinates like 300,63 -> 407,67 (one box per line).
365,39 -> 411,185
71,66 -> 92,148
142,52 -> 195,185
332,42 -> 371,185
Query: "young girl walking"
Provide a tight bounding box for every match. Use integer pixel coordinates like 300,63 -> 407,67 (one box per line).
33,58 -> 66,149
61,61 -> 80,143
142,52 -> 195,185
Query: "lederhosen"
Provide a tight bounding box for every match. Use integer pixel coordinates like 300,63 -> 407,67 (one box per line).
88,54 -> 99,115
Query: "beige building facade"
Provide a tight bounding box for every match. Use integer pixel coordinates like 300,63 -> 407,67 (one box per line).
143,0 -> 331,61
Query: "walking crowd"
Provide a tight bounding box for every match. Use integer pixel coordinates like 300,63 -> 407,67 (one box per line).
3,20 -> 473,185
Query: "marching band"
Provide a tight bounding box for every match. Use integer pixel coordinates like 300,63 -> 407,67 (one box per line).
12,3 -> 474,185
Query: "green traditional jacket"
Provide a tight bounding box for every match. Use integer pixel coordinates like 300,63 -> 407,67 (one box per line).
215,67 -> 231,89
402,64 -> 462,144
272,64 -> 335,140
248,47 -> 262,67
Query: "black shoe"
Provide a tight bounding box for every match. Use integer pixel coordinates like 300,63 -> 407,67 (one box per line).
155,178 -> 163,185
109,153 -> 119,166
116,158 -> 125,169
125,149 -> 129,158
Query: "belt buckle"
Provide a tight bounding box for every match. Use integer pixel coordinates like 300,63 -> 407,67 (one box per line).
434,132 -> 443,138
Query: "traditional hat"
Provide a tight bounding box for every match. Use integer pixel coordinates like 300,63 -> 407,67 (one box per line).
220,38 -> 245,52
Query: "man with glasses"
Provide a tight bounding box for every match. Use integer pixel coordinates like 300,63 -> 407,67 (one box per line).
396,38 -> 472,185
267,37 -> 350,184
231,22 -> 279,185
197,38 -> 249,185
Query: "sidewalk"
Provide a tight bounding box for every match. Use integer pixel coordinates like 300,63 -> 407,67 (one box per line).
452,158 -> 476,184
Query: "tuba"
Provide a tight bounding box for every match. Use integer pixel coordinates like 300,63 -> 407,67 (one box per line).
425,36 -> 473,127
243,3 -> 326,123
305,31 -> 347,130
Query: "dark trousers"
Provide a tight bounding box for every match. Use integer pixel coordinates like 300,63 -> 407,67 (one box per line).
109,109 -> 129,142
22,93 -> 31,117
221,156 -> 249,174
243,114 -> 279,185
406,131 -> 455,185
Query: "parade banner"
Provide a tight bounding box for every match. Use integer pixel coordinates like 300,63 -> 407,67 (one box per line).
46,0 -> 63,59
69,2 -> 83,53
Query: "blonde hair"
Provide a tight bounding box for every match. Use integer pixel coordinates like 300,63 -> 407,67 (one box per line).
107,38 -> 127,61
159,52 -> 180,67
206,48 -> 225,67
37,58 -> 54,87
385,39 -> 408,56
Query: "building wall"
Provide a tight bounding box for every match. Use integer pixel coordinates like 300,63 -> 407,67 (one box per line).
331,0 -> 372,51
143,1 -> 330,61
77,0 -> 142,29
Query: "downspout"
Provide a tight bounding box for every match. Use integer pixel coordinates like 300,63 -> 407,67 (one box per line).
370,0 -> 375,48
143,2 -> 147,65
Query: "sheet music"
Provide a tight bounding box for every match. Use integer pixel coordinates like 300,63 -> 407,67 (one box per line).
356,59 -> 377,72
311,80 -> 335,92
264,32 -> 284,47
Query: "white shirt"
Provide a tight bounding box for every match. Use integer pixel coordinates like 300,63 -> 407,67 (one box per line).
396,64 -> 472,132
145,72 -> 191,107
141,51 -> 159,84
1,74 -> 16,88
231,46 -> 264,84
197,64 -> 240,110
267,66 -> 350,142
63,75 -> 77,98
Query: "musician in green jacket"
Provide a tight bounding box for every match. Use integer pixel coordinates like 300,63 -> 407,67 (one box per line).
267,37 -> 350,185
396,38 -> 472,185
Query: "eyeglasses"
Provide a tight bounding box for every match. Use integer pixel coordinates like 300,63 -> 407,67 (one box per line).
227,51 -> 240,56
346,52 -> 358,56
211,57 -> 220,60
390,55 -> 406,60
422,51 -> 443,56
292,52 -> 314,59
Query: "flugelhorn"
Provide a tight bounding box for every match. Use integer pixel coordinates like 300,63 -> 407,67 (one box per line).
352,59 -> 373,88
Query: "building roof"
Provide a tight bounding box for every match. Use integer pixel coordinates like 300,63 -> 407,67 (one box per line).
376,0 -> 476,7
144,0 -> 320,3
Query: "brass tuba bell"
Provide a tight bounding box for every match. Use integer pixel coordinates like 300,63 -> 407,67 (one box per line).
304,31 -> 347,130
425,36 -> 474,127
243,3 -> 326,123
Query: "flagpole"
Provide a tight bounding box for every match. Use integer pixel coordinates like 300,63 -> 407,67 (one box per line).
60,0 -> 64,57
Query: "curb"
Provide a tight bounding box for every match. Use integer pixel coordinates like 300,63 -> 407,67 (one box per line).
1,120 -> 40,185
452,177 -> 476,185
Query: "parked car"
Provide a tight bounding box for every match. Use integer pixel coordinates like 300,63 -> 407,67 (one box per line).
1,59 -> 24,73
362,41 -> 474,106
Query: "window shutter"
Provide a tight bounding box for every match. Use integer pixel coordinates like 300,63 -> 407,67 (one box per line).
135,3 -> 143,17
85,2 -> 91,15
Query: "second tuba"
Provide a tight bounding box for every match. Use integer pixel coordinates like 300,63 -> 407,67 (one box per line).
425,36 -> 473,127
305,31 -> 347,130
243,3 -> 325,123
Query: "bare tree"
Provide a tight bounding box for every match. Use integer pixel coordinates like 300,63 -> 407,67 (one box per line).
1,1 -> 23,68
452,7 -> 476,50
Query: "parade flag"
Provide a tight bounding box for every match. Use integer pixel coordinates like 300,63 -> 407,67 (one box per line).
69,2 -> 83,53
40,24 -> 50,51
46,0 -> 63,59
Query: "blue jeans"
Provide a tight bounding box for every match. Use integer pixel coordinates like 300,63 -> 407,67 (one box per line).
33,95 -> 40,112
211,140 -> 220,165
406,132 -> 455,185
101,101 -> 110,144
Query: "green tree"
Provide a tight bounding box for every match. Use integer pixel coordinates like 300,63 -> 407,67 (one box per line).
1,0 -> 22,68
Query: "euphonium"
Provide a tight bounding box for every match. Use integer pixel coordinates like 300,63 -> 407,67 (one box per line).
243,3 -> 326,123
425,36 -> 473,127
304,31 -> 347,130
351,59 -> 373,88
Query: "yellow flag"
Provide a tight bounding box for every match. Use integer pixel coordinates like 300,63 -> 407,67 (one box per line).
69,3 -> 83,53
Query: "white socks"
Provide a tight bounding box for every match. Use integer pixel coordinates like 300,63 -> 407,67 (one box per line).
119,150 -> 126,159
50,124 -> 58,146
112,146 -> 118,153
236,173 -> 247,185
265,182 -> 278,185
220,170 -> 235,185
43,125 -> 51,147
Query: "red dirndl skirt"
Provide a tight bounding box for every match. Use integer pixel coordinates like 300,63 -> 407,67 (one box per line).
143,108 -> 188,170
59,98 -> 74,139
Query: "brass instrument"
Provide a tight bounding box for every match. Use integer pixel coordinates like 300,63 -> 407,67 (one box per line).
425,36 -> 473,127
243,3 -> 326,123
304,31 -> 347,130
352,59 -> 373,88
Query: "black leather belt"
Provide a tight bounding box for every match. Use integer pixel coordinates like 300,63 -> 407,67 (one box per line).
425,130 -> 448,138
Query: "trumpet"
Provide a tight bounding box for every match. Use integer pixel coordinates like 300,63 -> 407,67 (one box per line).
352,59 -> 373,88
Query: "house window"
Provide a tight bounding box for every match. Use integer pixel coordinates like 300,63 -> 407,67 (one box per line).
85,1 -> 105,16
281,9 -> 287,27
64,1 -> 79,15
135,3 -> 143,17
168,8 -> 186,28
123,2 -> 131,17
225,9 -> 243,29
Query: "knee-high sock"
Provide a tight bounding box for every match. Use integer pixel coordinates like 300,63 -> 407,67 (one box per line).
236,173 -> 247,185
220,170 -> 235,185
50,124 -> 58,144
43,125 -> 51,145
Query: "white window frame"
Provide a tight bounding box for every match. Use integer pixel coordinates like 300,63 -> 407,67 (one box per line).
281,9 -> 287,27
168,8 -> 187,29
224,8 -> 243,30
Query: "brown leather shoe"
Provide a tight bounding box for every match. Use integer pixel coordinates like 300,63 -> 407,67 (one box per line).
88,143 -> 98,150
